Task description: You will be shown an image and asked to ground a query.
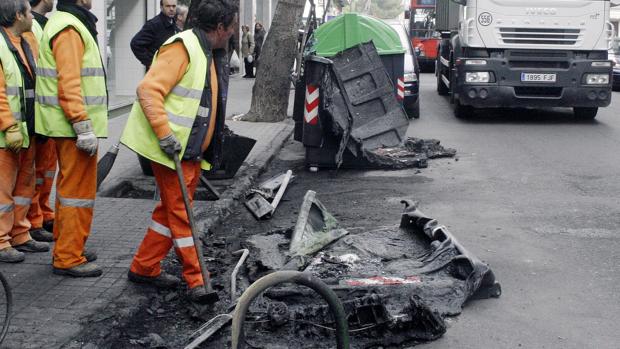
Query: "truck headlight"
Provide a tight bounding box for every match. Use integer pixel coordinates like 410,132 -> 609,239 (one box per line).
585,74 -> 610,85
465,72 -> 491,83
465,59 -> 487,65
592,61 -> 612,68
404,72 -> 417,82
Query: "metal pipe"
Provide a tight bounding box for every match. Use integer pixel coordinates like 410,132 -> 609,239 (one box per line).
230,249 -> 250,302
231,271 -> 349,349
172,153 -> 218,302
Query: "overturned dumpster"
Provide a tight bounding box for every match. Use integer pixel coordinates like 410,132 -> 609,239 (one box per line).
237,197 -> 501,348
293,13 -> 413,169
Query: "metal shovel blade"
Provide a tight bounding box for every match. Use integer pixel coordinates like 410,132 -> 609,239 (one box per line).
245,194 -> 274,220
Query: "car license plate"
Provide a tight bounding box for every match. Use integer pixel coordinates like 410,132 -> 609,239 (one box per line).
521,73 -> 557,83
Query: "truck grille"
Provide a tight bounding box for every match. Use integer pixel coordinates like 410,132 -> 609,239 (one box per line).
499,28 -> 581,46
514,86 -> 563,98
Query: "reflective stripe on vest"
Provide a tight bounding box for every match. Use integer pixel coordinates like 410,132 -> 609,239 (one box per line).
0,30 -> 30,149
58,196 -> 95,208
45,170 -> 55,178
120,31 -> 212,172
35,11 -> 108,138
36,178 -> 44,185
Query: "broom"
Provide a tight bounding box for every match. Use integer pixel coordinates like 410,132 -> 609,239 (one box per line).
96,142 -> 120,190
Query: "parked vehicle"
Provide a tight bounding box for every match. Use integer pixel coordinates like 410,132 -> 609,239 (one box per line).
387,20 -> 421,119
408,0 -> 440,72
609,41 -> 620,91
435,0 -> 616,120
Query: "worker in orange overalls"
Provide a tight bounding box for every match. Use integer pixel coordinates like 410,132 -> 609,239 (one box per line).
120,0 -> 237,302
0,0 -> 50,263
35,0 -> 107,277
26,0 -> 55,243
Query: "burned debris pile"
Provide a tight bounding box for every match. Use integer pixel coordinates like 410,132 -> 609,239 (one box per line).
294,41 -> 456,171
231,194 -> 501,348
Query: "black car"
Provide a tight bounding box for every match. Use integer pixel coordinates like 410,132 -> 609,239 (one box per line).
387,20 -> 421,119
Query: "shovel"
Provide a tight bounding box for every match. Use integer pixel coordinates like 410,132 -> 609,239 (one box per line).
173,152 -> 219,304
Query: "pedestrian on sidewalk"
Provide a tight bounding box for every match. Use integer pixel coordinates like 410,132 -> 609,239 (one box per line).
176,4 -> 188,31
120,0 -> 238,302
26,0 -> 55,243
35,0 -> 108,277
0,0 -> 50,264
253,21 -> 266,72
241,25 -> 255,78
130,0 -> 180,71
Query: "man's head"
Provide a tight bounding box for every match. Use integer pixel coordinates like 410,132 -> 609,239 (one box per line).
176,4 -> 188,30
160,0 -> 177,19
195,0 -> 238,49
255,22 -> 263,32
241,25 -> 248,33
0,0 -> 33,34
58,0 -> 92,10
29,0 -> 53,14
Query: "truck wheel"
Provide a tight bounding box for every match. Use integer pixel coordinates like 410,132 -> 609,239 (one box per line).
454,100 -> 474,119
406,99 -> 420,119
437,61 -> 449,96
573,107 -> 598,120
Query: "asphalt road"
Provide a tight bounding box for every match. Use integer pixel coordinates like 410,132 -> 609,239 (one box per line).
249,73 -> 620,348
410,74 -> 620,349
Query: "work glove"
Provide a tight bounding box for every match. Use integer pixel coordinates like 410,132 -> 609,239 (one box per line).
159,133 -> 182,159
4,124 -> 24,152
72,120 -> 98,156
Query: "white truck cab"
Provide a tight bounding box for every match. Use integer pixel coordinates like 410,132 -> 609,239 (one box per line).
436,0 -> 618,119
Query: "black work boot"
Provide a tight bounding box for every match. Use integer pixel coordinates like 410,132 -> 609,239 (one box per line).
14,239 -> 50,253
42,220 -> 54,233
0,247 -> 25,263
30,228 -> 54,242
83,249 -> 97,262
53,262 -> 103,277
128,271 -> 180,289
187,286 -> 219,304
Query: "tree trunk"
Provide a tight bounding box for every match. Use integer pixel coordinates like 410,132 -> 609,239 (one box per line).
241,0 -> 306,122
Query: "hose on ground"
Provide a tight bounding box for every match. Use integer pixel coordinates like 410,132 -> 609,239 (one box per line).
231,271 -> 349,349
0,271 -> 12,345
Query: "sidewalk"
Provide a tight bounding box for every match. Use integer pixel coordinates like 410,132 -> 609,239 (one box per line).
0,75 -> 294,349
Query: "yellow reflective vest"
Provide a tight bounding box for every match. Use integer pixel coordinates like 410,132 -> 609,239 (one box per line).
121,30 -> 213,171
0,29 -> 30,149
35,11 -> 108,138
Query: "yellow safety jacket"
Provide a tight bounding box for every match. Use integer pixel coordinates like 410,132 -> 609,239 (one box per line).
121,30 -> 213,171
31,20 -> 43,42
35,11 -> 108,138
0,29 -> 30,148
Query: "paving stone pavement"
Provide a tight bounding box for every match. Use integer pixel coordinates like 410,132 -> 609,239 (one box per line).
0,75 -> 294,348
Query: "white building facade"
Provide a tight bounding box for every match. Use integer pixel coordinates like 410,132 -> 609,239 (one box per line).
87,0 -> 277,106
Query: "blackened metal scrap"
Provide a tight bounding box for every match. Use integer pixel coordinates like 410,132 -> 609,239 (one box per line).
400,199 -> 502,300
361,138 -> 457,169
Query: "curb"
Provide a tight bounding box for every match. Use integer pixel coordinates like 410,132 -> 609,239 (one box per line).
195,122 -> 295,233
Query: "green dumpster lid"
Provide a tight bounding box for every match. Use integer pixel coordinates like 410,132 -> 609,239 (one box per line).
308,13 -> 405,57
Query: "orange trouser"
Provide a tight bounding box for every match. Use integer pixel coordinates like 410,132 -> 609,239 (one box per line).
52,138 -> 97,269
130,160 -> 205,288
27,138 -> 57,229
0,141 -> 35,250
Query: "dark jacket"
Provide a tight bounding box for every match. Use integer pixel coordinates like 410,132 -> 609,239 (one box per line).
184,29 -> 230,169
254,28 -> 266,59
33,11 -> 48,28
130,12 -> 179,69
